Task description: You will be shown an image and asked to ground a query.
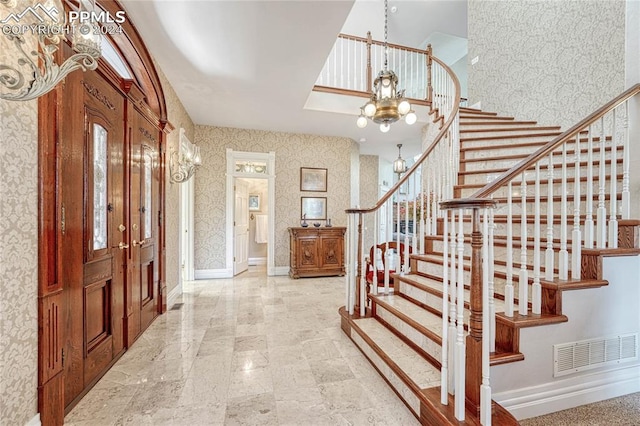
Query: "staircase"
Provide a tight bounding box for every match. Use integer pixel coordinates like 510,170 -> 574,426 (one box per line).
340,90 -> 640,424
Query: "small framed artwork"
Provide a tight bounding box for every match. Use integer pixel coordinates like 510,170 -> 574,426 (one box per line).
301,197 -> 327,220
248,194 -> 260,211
300,167 -> 327,192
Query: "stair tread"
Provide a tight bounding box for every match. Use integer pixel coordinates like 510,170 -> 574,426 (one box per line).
373,294 -> 442,336
353,318 -> 441,389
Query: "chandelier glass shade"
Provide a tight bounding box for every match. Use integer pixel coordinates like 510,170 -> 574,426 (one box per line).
0,0 -> 102,101
356,0 -> 417,132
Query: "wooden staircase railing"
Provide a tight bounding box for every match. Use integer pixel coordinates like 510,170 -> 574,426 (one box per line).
342,40 -> 463,418
440,83 -> 640,423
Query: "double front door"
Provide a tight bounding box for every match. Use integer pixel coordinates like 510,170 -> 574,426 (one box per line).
59,64 -> 162,408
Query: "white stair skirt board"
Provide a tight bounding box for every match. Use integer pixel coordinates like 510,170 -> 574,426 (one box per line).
194,268 -> 233,279
248,257 -> 267,266
166,282 -> 183,309
494,364 -> 640,420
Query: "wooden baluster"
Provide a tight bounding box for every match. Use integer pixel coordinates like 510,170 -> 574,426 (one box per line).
372,209 -> 379,295
488,207 -> 496,352
480,207 -> 492,426
404,181 -> 410,273
545,153 -> 555,281
585,125 -> 594,248
519,174 -> 528,316
441,209 -> 450,405
597,117 -> 607,248
622,101 -> 630,219
366,32 -> 372,92
347,214 -> 356,315
426,44 -> 433,102
455,208 -> 466,421
505,181 -> 514,317
425,161 -> 432,236
358,213 -> 366,317
559,142 -> 568,280
416,173 -> 420,257
448,209 -> 457,395
572,132 -> 583,279
420,167 -> 426,252
609,109 -> 618,248
385,202 -> 391,294
533,162 -> 542,314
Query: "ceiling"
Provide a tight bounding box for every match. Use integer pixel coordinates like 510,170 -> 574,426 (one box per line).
119,0 -> 467,162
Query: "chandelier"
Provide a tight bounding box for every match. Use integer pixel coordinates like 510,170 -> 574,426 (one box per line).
393,144 -> 407,174
356,0 -> 416,132
0,0 -> 101,101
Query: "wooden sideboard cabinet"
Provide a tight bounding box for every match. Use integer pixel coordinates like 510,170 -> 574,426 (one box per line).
289,227 -> 346,278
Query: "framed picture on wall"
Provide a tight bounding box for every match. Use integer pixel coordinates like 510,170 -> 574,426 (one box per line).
248,194 -> 260,211
301,197 -> 327,220
300,167 -> 327,192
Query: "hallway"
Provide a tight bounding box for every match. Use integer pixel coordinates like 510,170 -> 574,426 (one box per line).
64,267 -> 417,425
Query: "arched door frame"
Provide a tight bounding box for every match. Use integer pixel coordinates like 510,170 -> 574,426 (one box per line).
37,1 -> 170,424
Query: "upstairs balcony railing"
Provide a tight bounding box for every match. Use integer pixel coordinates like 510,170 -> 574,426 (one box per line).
314,33 -> 436,105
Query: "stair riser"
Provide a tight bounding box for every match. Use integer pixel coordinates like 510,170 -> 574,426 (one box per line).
374,304 -> 442,363
461,141 -> 619,162
427,237 -> 569,262
460,162 -> 623,185
349,327 -> 423,416
460,122 -> 537,131
460,129 -> 561,138
397,280 -> 471,322
462,158 -> 618,174
460,135 -> 560,149
457,178 -> 623,198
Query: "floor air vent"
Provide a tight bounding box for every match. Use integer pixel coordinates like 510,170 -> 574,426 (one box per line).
170,303 -> 184,311
554,333 -> 638,377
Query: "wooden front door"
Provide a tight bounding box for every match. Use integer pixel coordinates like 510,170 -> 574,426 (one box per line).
60,67 -> 126,407
126,110 -> 161,343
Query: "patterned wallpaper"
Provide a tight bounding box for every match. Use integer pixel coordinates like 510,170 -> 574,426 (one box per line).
468,0 -> 625,128
193,126 -> 355,270
360,154 -> 380,252
156,63 -> 195,297
0,22 -> 39,423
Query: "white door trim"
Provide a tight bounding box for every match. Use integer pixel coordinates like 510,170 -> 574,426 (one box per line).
225,149 -> 276,276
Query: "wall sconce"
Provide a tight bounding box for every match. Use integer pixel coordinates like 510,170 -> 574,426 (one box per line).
0,0 -> 101,101
170,128 -> 202,184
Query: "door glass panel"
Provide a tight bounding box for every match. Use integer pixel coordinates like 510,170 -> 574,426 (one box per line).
143,150 -> 153,240
93,124 -> 108,250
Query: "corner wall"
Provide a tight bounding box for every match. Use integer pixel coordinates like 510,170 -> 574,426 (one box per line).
193,126 -> 354,271
0,34 -> 39,425
156,64 -> 195,301
468,0 -> 625,128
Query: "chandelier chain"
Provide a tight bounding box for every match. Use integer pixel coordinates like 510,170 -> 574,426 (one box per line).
383,0 -> 388,70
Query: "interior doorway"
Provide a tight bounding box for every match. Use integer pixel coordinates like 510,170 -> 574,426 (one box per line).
225,149 -> 276,276
235,177 -> 269,275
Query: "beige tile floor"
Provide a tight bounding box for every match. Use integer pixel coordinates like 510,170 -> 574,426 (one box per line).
65,266 -> 419,425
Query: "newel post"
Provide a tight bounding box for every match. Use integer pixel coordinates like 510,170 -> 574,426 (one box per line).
426,43 -> 433,103
466,207 -> 483,415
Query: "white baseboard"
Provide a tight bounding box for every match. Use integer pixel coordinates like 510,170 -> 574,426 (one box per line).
26,413 -> 41,426
194,268 -> 233,279
166,282 -> 182,309
249,257 -> 267,266
494,364 -> 640,420
272,266 -> 290,276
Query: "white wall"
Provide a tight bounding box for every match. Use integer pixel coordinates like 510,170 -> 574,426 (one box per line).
493,255 -> 640,419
